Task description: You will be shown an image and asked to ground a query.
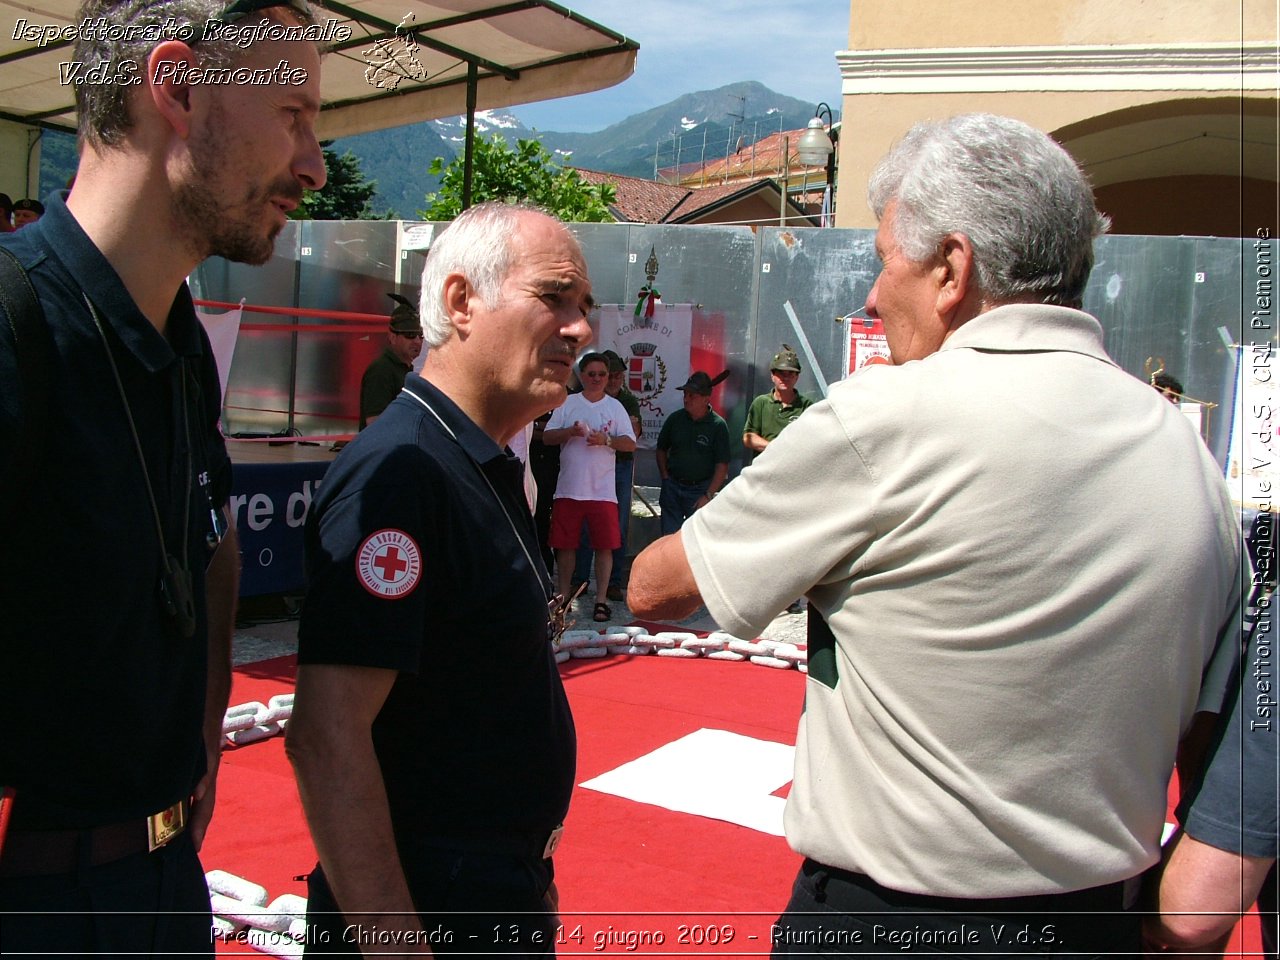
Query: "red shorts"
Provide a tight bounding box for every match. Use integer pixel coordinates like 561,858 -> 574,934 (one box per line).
548,498 -> 621,550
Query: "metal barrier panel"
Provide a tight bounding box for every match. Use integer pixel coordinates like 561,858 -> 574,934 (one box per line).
1086,235 -> 1243,464
571,223 -> 760,484
294,219 -> 403,438
192,223 -> 1256,471
754,225 -> 877,403
197,220 -> 300,437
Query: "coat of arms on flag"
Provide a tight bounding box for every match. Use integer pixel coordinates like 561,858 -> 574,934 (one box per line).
597,303 -> 692,449
628,342 -> 660,396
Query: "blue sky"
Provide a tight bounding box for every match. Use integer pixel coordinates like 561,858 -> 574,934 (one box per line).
511,0 -> 850,132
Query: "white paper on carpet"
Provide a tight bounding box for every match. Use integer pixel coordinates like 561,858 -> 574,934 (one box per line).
580,728 -> 794,836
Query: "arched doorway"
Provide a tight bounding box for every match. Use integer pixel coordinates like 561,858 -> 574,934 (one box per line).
1055,97 -> 1277,237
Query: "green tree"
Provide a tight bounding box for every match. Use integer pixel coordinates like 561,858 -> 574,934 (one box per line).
420,134 -> 616,222
291,143 -> 386,220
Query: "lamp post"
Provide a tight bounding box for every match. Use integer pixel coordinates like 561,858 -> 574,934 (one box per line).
796,102 -> 838,226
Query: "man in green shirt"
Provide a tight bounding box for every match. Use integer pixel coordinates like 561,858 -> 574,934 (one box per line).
656,371 -> 730,535
743,344 -> 813,453
744,345 -> 814,614
359,294 -> 423,430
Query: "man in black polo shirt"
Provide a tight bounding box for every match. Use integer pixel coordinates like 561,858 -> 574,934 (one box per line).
0,0 -> 326,953
655,371 -> 731,534
288,202 -> 593,956
359,293 -> 423,429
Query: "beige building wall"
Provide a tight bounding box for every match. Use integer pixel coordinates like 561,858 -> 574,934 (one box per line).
850,0 -> 1272,48
836,0 -> 1278,237
687,192 -> 814,229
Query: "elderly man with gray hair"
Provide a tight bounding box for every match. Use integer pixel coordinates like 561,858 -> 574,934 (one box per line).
630,114 -> 1240,953
289,202 -> 594,955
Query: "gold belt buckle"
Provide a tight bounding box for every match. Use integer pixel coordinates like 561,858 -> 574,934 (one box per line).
146,801 -> 186,852
542,823 -> 565,859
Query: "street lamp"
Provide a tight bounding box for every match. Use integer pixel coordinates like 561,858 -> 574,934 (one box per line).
796,102 -> 838,225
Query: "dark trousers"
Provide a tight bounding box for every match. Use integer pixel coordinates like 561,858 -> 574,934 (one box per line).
304,847 -> 557,957
573,459 -> 634,587
0,829 -> 212,957
531,449 -> 560,572
771,859 -> 1140,958
659,477 -> 708,535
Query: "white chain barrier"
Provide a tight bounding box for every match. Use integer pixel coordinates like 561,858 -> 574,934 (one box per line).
554,627 -> 808,674
206,869 -> 308,958
221,694 -> 294,745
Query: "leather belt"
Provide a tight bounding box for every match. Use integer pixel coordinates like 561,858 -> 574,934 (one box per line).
800,858 -> 1134,912
0,801 -> 188,878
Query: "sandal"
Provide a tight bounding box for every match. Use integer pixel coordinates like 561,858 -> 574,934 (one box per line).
593,602 -> 611,623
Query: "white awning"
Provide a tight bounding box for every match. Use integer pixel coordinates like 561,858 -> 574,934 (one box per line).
0,0 -> 638,138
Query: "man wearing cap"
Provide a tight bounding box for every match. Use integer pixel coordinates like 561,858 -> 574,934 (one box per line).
359,293 -> 423,429
655,371 -> 730,535
743,344 -> 813,455
11,198 -> 44,229
570,349 -> 643,601
743,345 -> 814,614
0,0 -> 325,952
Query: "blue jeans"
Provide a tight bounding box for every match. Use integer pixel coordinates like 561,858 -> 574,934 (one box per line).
573,459 -> 634,587
659,477 -> 709,535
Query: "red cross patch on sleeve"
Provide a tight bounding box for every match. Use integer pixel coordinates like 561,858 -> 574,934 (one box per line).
355,529 -> 423,599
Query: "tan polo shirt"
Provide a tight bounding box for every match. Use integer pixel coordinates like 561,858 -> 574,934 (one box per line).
683,303 -> 1242,896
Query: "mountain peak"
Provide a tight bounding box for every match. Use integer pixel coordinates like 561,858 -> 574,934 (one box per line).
332,82 -> 836,218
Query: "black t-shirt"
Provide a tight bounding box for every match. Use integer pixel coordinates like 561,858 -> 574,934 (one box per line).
0,193 -> 232,829
299,376 -> 576,842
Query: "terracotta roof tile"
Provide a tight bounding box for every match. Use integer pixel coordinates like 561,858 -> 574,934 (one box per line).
575,168 -> 817,226
666,180 -> 756,219
576,168 -> 690,223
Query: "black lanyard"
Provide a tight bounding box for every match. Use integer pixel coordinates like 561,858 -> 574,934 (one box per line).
86,295 -> 196,639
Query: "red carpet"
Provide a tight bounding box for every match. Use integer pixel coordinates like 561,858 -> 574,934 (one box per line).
205,652 -> 805,955
204,651 -> 1266,956
204,657 -> 312,905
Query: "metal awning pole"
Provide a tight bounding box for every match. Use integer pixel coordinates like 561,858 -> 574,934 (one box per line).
462,62 -> 478,211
